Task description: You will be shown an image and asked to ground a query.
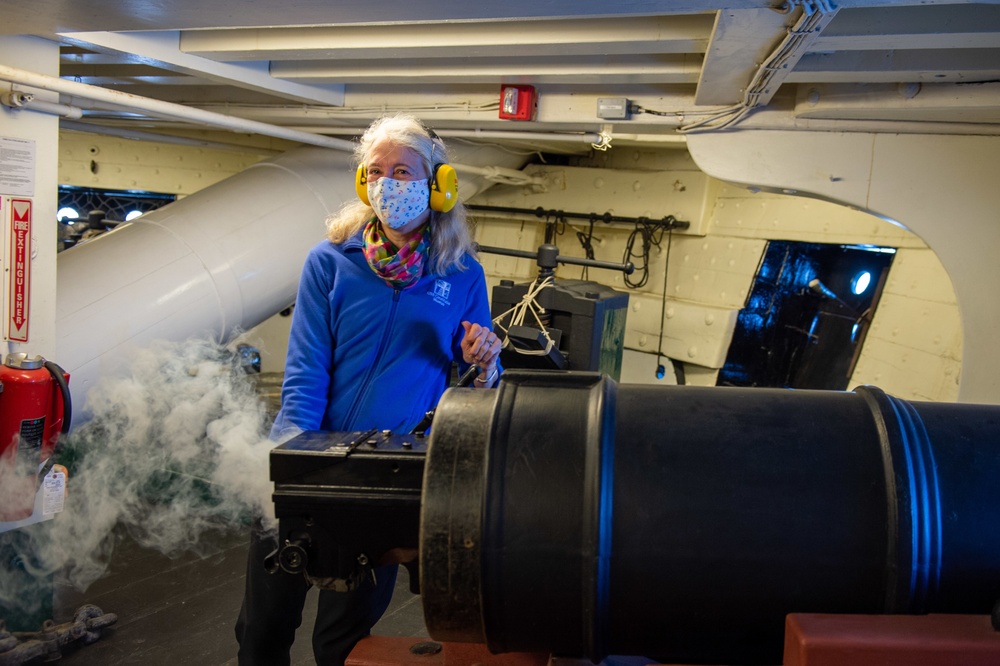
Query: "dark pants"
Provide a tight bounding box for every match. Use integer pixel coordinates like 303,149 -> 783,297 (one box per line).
235,524 -> 397,666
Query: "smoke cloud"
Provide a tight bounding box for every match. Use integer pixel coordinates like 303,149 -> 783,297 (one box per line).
0,337 -> 277,624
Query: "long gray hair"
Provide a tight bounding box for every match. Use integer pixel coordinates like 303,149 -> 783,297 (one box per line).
326,113 -> 475,275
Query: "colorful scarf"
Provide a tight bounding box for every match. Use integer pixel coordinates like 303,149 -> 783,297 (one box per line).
362,218 -> 430,289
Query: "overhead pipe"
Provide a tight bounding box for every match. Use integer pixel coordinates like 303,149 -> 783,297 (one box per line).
208,98 -> 1000,139
294,125 -> 606,144
4,83 -> 586,165
56,147 -> 351,417
1,91 -> 83,119
0,65 -> 544,181
467,203 -> 690,230
0,64 -> 355,151
282,125 -> 686,148
445,163 -> 542,187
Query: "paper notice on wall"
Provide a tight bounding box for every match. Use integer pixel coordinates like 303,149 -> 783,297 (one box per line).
0,137 -> 36,197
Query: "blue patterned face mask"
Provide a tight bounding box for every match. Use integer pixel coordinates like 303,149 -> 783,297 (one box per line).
368,177 -> 430,229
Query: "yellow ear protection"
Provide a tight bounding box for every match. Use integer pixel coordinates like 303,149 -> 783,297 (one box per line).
355,126 -> 460,212
429,162 -> 459,213
355,162 -> 459,213
355,163 -> 371,206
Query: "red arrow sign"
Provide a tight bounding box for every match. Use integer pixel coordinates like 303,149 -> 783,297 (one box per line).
8,197 -> 31,342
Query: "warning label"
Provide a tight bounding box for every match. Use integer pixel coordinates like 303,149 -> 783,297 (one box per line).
7,197 -> 31,342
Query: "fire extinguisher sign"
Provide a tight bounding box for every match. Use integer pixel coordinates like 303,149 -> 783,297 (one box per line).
6,196 -> 31,342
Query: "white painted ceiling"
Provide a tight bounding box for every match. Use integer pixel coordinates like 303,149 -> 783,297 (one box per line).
3,0 -> 1000,150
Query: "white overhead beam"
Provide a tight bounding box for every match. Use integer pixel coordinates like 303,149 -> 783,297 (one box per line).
815,31 -> 1000,51
192,88 -> 706,130
59,30 -> 346,106
58,75 -> 223,86
271,54 -> 703,85
815,4 -> 1000,50
789,49 -> 1000,83
6,0 -> 776,36
794,81 -> 1000,123
1,0 -> 985,38
180,15 -> 715,61
695,8 -> 797,105
0,63 -> 355,150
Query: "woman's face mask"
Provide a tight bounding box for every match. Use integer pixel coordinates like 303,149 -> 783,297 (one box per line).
368,177 -> 430,229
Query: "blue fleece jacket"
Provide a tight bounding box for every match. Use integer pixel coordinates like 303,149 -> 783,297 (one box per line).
270,232 -> 492,439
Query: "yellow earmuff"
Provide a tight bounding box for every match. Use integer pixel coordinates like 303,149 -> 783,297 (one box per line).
355,164 -> 370,206
429,163 -> 459,213
356,162 -> 460,213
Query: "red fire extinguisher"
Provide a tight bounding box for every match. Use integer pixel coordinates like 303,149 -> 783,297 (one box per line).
0,352 -> 71,522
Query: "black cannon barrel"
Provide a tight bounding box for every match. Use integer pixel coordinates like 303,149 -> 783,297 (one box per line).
419,370 -> 1000,664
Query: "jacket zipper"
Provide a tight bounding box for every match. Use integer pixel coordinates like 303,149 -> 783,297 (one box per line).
342,287 -> 402,429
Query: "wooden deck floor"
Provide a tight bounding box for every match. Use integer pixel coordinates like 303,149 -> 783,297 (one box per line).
54,529 -> 426,665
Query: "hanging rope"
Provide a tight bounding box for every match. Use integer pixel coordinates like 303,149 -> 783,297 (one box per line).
492,275 -> 558,356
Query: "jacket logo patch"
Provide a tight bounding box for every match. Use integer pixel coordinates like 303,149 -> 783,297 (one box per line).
430,279 -> 452,306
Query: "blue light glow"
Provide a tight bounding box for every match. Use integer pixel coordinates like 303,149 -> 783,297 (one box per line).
852,271 -> 872,295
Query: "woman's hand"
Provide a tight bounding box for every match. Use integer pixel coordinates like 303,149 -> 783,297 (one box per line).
461,321 -> 501,386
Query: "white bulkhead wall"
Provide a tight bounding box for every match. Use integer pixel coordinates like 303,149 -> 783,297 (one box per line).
0,36 -> 60,361
688,131 -> 991,404
708,183 -> 960,403
57,130 -> 296,197
471,148 -> 960,402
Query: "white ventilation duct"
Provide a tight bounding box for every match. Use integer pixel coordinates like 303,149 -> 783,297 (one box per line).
56,144 -> 525,422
